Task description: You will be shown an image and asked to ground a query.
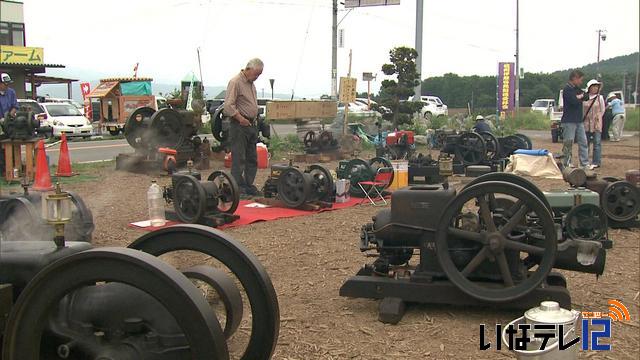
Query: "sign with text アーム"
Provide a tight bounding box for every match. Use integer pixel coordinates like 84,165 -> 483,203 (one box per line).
339,77 -> 357,104
497,62 -> 515,119
0,45 -> 44,65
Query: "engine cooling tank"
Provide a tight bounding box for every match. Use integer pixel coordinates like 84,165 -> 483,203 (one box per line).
390,186 -> 457,227
372,186 -> 457,248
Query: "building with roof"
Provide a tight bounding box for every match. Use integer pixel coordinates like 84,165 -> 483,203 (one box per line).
0,0 -> 76,99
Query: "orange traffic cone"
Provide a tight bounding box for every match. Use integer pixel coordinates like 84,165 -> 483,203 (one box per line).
56,133 -> 74,177
32,139 -> 54,191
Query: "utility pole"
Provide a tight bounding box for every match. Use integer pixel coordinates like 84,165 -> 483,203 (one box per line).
622,72 -> 627,104
635,54 -> 639,105
414,0 -> 424,101
331,0 -> 338,99
596,29 -> 607,79
343,49 -> 353,136
514,0 -> 520,114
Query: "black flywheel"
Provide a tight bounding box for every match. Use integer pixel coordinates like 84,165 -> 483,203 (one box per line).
277,167 -> 312,208
303,131 -> 316,148
124,107 -> 155,149
207,171 -> 240,214
151,108 -> 186,149
601,181 -> 640,222
565,203 -> 608,240
174,175 -> 207,223
479,131 -> 500,161
500,135 -> 528,158
455,132 -> 486,165
308,164 -> 334,202
436,181 -> 557,302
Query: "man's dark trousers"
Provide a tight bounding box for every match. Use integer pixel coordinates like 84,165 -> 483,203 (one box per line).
230,120 -> 258,190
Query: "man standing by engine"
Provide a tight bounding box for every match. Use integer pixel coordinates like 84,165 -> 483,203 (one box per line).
0,73 -> 18,122
560,70 -> 589,169
224,58 -> 264,196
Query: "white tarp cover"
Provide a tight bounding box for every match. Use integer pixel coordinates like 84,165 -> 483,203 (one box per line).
504,153 -> 563,179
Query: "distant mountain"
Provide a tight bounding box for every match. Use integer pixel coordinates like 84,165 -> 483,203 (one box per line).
553,52 -> 639,76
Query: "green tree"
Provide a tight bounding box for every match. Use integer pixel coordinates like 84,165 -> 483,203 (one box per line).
378,46 -> 423,127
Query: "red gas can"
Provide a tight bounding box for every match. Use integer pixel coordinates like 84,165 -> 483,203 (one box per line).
224,144 -> 269,169
257,143 -> 269,169
386,130 -> 415,145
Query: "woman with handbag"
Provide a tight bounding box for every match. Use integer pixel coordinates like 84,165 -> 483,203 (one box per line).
583,79 -> 605,169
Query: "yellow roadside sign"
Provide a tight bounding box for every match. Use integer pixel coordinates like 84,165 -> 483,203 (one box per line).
0,45 -> 44,65
339,77 -> 357,103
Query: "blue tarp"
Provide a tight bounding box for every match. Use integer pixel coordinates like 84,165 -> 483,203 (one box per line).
120,81 -> 152,96
514,149 -> 550,156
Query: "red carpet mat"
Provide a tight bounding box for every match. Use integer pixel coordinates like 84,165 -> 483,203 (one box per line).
129,197 -> 365,231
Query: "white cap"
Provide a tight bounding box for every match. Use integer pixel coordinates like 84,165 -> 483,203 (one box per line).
0,73 -> 12,84
606,92 -> 617,100
585,79 -> 601,91
475,115 -> 485,121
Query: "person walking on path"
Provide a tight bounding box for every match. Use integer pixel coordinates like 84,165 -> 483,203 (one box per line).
608,92 -> 626,142
560,70 -> 590,168
223,58 -> 264,196
582,79 -> 605,169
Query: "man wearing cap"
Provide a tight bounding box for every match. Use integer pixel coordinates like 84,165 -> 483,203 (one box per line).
472,115 -> 492,133
607,93 -> 625,142
560,70 -> 590,169
0,73 -> 18,121
583,79 -> 605,169
223,58 -> 264,196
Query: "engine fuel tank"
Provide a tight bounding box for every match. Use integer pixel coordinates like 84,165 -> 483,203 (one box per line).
372,186 -> 457,247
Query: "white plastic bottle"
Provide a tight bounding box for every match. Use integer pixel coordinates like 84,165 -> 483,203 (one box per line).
147,180 -> 166,227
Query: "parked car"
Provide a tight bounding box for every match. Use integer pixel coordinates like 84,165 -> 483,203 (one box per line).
40,97 -> 85,115
40,102 -> 93,139
338,102 -> 369,113
410,95 -> 448,119
16,99 -> 48,122
531,99 -> 555,114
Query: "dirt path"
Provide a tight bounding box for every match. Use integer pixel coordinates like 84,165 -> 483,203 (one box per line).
65,135 -> 640,359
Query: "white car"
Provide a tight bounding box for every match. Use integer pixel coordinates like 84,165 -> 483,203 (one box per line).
531,99 -> 555,114
337,102 -> 369,113
42,97 -> 85,115
410,96 -> 448,119
40,103 -> 93,139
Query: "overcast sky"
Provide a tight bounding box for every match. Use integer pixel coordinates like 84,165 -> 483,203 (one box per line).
24,0 -> 639,98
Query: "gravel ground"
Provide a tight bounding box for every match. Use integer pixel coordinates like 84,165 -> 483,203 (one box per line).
61,135 -> 639,359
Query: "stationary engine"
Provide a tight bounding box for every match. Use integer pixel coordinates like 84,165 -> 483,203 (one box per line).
0,198 -> 279,360
382,130 -> 415,160
163,164 -> 240,226
336,157 -> 394,197
562,167 -> 640,228
341,173 -> 611,323
117,107 -> 206,173
262,163 -> 335,208
303,130 -> 339,154
0,189 -> 94,242
0,107 -> 51,140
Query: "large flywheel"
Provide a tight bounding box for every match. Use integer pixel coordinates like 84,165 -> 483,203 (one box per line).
2,248 -> 227,360
436,182 -> 557,302
128,225 -> 280,360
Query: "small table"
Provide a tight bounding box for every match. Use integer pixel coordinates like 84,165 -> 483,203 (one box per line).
1,138 -> 39,182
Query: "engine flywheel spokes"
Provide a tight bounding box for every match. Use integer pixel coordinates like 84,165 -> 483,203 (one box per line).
208,170 -> 240,214
436,182 -> 557,302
